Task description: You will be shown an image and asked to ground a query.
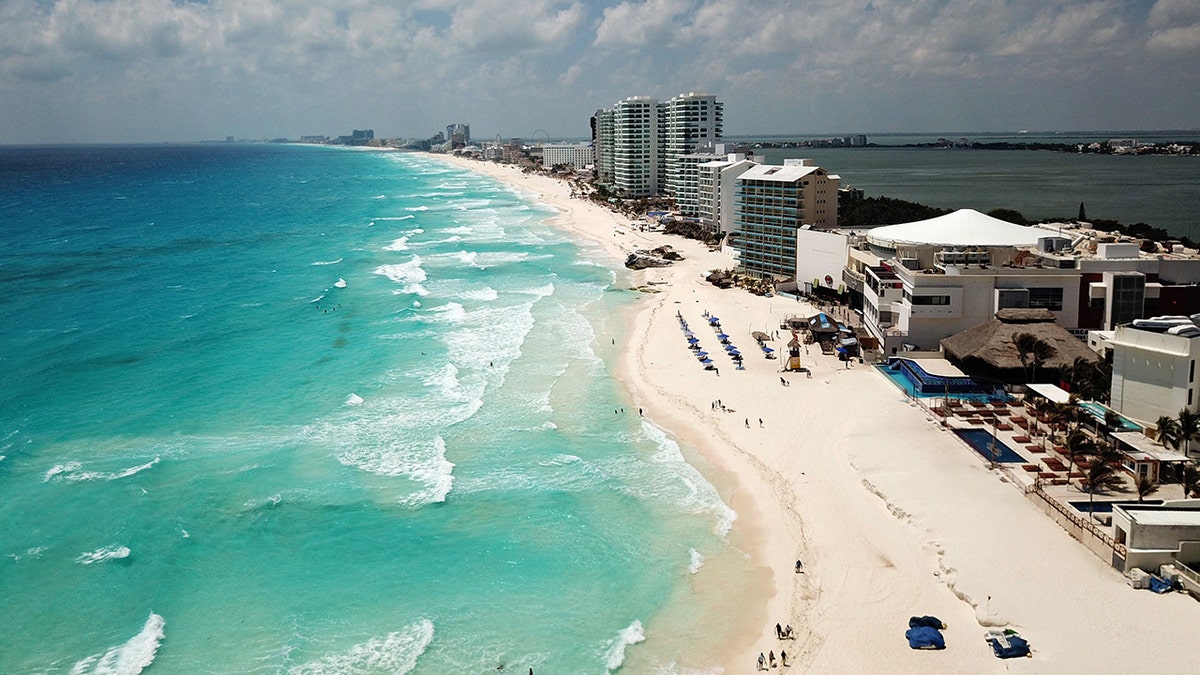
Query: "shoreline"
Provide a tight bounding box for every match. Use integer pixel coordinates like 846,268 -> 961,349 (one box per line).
427,153 -> 1200,674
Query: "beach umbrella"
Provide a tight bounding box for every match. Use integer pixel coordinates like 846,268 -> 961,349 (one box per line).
729,350 -> 741,357
762,346 -> 775,352
688,336 -> 699,343
717,333 -> 729,339
700,357 -> 713,364
684,330 -> 694,336
696,351 -> 709,358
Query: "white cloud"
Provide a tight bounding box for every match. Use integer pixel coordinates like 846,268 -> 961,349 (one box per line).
0,0 -> 1198,142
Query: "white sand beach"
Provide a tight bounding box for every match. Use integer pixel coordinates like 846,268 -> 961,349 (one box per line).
432,153 -> 1200,674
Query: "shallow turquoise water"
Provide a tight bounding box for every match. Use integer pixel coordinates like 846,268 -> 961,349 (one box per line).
0,145 -> 741,673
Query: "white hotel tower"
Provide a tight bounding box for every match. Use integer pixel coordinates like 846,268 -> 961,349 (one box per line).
593,92 -> 723,200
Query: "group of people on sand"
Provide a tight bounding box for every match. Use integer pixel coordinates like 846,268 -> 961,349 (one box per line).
755,622 -> 796,670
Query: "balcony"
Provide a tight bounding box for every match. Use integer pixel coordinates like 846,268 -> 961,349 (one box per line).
842,267 -> 865,293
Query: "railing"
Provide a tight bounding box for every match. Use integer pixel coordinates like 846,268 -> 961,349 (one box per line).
1025,482 -> 1127,559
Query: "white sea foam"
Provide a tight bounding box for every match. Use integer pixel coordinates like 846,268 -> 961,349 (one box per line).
373,215 -> 416,221
688,548 -> 705,574
334,278 -> 347,288
373,258 -> 428,296
345,393 -> 365,406
311,258 -> 342,266
604,620 -> 645,672
540,421 -> 558,430
426,302 -> 467,324
289,618 -> 434,675
458,286 -> 499,302
338,436 -> 455,507
383,236 -> 409,251
404,205 -> 429,211
641,422 -> 738,537
45,457 -> 160,483
9,545 -> 48,562
70,612 -> 164,675
76,545 -> 131,565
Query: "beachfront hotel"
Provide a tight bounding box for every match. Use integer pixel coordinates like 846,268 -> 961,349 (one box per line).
540,143 -> 595,171
729,159 -> 841,280
815,210 -> 1200,355
592,92 -> 723,199
1109,317 -> 1200,425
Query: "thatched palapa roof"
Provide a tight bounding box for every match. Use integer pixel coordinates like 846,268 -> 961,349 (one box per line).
940,308 -> 1099,380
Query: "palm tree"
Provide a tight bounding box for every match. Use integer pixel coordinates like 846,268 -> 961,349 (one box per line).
1182,464 -> 1200,499
1084,446 -> 1127,513
1014,332 -> 1058,383
1177,409 -> 1200,457
1157,415 -> 1182,450
1135,476 -> 1159,502
1064,428 -> 1095,485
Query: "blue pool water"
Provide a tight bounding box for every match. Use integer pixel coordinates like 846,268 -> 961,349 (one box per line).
1070,500 -> 1162,513
953,429 -> 1027,463
1078,401 -> 1141,431
877,358 -> 1006,402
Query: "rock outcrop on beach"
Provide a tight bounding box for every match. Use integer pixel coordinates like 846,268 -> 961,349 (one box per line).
625,246 -> 684,270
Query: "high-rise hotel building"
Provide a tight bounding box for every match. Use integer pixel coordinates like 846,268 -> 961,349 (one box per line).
592,92 -> 723,201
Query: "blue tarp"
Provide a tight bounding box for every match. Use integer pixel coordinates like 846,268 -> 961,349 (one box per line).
908,616 -> 944,629
905,626 -> 945,650
987,633 -> 1030,659
1150,575 -> 1173,594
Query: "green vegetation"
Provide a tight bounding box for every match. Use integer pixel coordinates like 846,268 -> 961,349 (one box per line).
837,195 -> 951,228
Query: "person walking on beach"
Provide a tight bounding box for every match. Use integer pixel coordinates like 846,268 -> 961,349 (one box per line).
775,623 -> 782,639
757,652 -> 765,670
759,418 -> 764,427
781,650 -> 788,666
769,651 -> 777,668
745,418 -> 750,428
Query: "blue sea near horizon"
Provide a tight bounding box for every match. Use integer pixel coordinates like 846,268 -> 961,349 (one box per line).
0,144 -> 747,673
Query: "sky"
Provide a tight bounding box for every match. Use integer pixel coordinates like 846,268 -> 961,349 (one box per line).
1,0 -> 1199,143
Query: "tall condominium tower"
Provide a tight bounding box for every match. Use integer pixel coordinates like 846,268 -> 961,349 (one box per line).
591,92 -> 723,200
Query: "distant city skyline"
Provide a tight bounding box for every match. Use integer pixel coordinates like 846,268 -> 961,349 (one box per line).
3,0 -> 1199,144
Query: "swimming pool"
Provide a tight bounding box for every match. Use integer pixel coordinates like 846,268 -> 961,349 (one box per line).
1070,500 -> 1162,513
878,358 -> 1008,402
1077,401 -> 1141,431
953,428 -> 1028,463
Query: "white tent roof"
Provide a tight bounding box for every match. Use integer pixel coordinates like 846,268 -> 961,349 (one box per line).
1026,382 -> 1072,404
866,209 -> 1061,249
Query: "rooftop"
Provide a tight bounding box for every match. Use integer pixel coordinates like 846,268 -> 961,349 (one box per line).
867,209 -> 1061,249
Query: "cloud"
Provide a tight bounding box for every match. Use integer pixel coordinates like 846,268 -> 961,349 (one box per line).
0,0 -> 1198,142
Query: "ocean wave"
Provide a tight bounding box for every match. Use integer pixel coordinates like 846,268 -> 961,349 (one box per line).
70,612 -> 164,675
373,215 -> 416,221
44,457 -> 160,483
338,436 -> 455,507
688,548 -> 705,574
426,302 -> 467,324
9,545 -> 48,562
76,545 -> 131,565
641,422 -> 738,537
289,618 -> 434,675
603,620 -> 645,672
458,286 -> 499,302
404,205 -> 429,212
373,258 -> 428,296
345,393 -> 365,406
334,278 -> 347,289
383,236 -> 409,251
311,258 -> 342,266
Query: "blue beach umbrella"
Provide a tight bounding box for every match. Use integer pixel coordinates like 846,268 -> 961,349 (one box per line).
717,333 -> 729,339
688,336 -> 699,343
700,357 -> 713,364
696,351 -> 709,358
762,346 -> 774,352
724,344 -> 736,351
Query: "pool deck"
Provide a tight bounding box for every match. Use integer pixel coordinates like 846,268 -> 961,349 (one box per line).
925,397 -> 1188,515
899,357 -> 968,378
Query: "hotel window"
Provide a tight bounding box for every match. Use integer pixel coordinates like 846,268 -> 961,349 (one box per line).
911,295 -> 951,305
1027,287 -> 1063,311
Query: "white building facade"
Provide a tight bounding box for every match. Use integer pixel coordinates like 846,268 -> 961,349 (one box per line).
1109,320 -> 1200,424
541,143 -> 594,170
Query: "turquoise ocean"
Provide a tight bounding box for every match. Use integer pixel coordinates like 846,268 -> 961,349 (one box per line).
0,145 -> 748,674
